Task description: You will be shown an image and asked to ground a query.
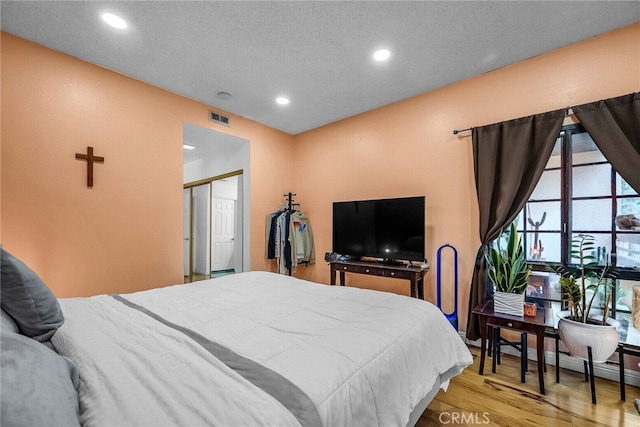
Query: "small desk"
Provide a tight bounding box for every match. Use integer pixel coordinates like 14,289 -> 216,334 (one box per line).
329,260 -> 428,299
473,299 -> 554,395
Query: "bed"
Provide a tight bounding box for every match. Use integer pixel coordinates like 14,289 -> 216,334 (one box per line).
1,247 -> 473,427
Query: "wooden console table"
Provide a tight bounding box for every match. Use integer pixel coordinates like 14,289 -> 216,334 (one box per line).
329,260 -> 428,299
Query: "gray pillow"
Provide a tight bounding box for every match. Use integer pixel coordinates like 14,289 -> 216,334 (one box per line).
0,248 -> 64,342
0,309 -> 19,333
1,331 -> 80,427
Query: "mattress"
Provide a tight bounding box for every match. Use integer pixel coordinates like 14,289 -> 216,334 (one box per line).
52,271 -> 472,426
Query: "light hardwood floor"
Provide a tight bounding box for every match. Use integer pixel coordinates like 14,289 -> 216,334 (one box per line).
421,346 -> 640,426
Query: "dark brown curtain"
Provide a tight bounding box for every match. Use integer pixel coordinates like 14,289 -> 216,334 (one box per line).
465,110 -> 565,340
573,92 -> 640,194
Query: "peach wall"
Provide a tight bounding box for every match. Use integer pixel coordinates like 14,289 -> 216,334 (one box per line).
2,22 -> 639,324
1,32 -> 294,297
291,23 -> 640,333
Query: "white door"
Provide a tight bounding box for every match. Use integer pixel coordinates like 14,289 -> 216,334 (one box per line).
183,188 -> 191,278
212,197 -> 235,272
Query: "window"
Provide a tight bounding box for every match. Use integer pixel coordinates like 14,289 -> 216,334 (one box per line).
515,124 -> 640,318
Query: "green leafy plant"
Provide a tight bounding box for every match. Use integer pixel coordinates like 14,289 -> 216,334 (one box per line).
548,234 -> 618,324
596,280 -> 625,309
485,223 -> 531,294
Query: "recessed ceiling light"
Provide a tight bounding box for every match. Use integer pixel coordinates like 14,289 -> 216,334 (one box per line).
101,12 -> 128,30
276,97 -> 290,105
183,144 -> 197,150
373,49 -> 391,61
216,92 -> 232,101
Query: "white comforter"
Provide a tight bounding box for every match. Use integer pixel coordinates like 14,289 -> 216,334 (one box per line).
53,271 -> 472,427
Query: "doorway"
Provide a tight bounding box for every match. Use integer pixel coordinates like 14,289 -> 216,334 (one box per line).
183,122 -> 250,284
183,172 -> 243,283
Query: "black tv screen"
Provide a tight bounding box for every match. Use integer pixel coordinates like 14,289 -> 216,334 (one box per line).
332,196 -> 425,262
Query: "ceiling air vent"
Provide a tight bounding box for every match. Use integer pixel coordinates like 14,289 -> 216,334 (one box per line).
209,110 -> 231,127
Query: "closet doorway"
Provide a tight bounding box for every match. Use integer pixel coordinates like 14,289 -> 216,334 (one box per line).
182,122 -> 250,283
184,171 -> 243,283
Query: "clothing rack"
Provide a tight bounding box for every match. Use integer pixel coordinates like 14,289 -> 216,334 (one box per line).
284,192 -> 298,276
267,193 -> 314,277
284,192 -> 300,211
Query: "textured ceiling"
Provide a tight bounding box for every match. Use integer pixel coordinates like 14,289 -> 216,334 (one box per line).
1,1 -> 638,135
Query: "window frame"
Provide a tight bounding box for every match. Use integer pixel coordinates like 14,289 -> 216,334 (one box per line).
523,124 -> 640,282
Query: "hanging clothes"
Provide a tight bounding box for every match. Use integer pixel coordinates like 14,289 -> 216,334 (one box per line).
265,203 -> 315,275
266,209 -> 280,260
290,210 -> 315,265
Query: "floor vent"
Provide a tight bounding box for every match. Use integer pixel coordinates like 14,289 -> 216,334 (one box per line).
209,110 -> 231,127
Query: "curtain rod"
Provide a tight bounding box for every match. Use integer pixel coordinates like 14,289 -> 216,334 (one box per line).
452,128 -> 471,135
452,107 -> 574,135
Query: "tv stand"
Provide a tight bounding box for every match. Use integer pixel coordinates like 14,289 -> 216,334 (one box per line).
379,259 -> 404,266
329,260 -> 428,299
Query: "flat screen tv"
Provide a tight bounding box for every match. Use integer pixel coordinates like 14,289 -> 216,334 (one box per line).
332,196 -> 425,263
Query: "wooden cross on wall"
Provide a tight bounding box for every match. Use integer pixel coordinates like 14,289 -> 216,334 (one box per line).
75,146 -> 104,188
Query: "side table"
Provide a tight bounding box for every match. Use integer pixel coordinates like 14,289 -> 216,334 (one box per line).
473,299 -> 554,395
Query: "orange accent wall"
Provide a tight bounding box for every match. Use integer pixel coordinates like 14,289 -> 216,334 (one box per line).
1,23 -> 639,336
291,23 -> 640,333
1,32 -> 294,297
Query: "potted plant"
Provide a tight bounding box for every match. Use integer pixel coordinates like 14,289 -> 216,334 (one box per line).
549,234 -> 620,363
485,223 -> 531,316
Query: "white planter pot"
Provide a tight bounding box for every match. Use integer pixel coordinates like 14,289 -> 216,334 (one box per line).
493,291 -> 524,316
557,311 -> 620,363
